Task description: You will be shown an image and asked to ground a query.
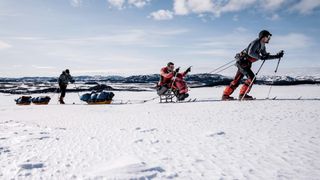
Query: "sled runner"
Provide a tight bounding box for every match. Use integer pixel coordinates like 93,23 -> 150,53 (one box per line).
159,89 -> 175,103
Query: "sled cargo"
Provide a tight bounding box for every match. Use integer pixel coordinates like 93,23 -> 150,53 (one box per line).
15,96 -> 32,105
80,91 -> 114,105
31,96 -> 51,105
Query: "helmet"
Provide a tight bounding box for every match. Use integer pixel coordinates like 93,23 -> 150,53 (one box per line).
259,30 -> 272,39
65,69 -> 70,74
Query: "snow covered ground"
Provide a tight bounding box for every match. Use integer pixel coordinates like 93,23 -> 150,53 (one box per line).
1,85 -> 320,179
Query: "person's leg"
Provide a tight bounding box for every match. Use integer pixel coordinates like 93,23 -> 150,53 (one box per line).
157,85 -> 168,95
239,68 -> 255,98
222,70 -> 244,99
59,85 -> 66,104
175,79 -> 188,94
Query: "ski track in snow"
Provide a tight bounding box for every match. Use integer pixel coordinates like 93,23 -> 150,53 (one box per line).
0,85 -> 320,179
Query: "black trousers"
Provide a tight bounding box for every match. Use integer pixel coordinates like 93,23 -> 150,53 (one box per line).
230,61 -> 255,89
223,60 -> 256,96
157,85 -> 168,95
59,84 -> 67,98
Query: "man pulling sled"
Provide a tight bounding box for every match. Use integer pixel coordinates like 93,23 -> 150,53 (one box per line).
222,30 -> 285,100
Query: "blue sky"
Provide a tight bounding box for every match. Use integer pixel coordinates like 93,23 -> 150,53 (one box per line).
0,0 -> 320,77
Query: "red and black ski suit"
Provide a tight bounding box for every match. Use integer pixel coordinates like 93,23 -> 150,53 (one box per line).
223,38 -> 279,97
158,67 -> 188,94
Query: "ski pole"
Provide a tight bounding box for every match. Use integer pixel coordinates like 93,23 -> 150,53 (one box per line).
169,67 -> 181,102
267,56 -> 282,99
274,56 -> 282,73
170,67 -> 180,90
208,59 -> 236,74
213,63 -> 236,75
240,60 -> 266,101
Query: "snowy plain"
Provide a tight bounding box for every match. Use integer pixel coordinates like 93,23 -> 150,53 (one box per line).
1,85 -> 320,179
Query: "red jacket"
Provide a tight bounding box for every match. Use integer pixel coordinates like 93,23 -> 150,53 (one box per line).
159,67 -> 174,86
159,67 -> 187,86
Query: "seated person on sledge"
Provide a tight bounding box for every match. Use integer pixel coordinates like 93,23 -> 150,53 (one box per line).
156,62 -> 191,101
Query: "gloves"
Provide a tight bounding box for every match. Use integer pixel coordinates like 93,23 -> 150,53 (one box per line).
276,50 -> 284,58
175,67 -> 180,73
185,67 -> 191,73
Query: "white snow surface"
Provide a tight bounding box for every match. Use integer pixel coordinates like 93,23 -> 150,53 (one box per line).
1,85 -> 320,179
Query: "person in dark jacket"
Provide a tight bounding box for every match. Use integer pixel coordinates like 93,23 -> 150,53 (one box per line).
222,30 -> 284,100
58,69 -> 74,104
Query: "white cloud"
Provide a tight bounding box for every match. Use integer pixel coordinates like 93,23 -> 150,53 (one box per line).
0,11 -> 22,17
271,33 -> 313,50
174,0 -> 214,15
290,0 -> 320,14
152,29 -> 189,35
0,40 -> 12,49
187,0 -> 214,13
172,0 -> 256,17
220,0 -> 256,14
108,0 -> 126,9
232,15 -> 239,21
190,31 -> 254,59
174,0 -> 189,15
31,65 -> 55,69
169,0 -> 319,20
7,28 -> 188,48
149,10 -> 174,20
107,0 -> 150,9
235,27 -> 247,32
268,13 -> 280,21
128,0 -> 150,8
263,0 -> 285,10
70,0 -> 82,7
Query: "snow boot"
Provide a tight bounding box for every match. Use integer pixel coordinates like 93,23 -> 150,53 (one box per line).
222,95 -> 235,101
239,94 -> 255,100
177,93 -> 189,101
59,97 -> 65,104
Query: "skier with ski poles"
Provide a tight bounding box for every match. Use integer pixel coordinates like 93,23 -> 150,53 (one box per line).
222,30 -> 284,100
58,69 -> 75,104
157,62 -> 191,101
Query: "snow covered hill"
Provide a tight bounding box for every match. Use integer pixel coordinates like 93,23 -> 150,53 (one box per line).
0,85 -> 320,179
1,74 -> 320,94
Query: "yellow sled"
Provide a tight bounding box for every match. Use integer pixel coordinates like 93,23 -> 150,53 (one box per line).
33,102 -> 50,105
16,102 -> 31,105
87,100 -> 112,105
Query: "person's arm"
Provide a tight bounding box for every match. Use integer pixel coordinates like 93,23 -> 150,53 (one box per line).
247,40 -> 262,60
67,74 -> 75,83
69,74 -> 75,83
182,67 -> 191,77
261,47 -> 284,60
160,68 -> 174,79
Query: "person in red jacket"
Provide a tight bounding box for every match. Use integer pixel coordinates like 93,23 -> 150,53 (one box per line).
222,30 -> 284,100
157,62 -> 191,101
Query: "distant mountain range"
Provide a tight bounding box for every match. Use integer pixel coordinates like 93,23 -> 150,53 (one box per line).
0,74 -> 319,94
